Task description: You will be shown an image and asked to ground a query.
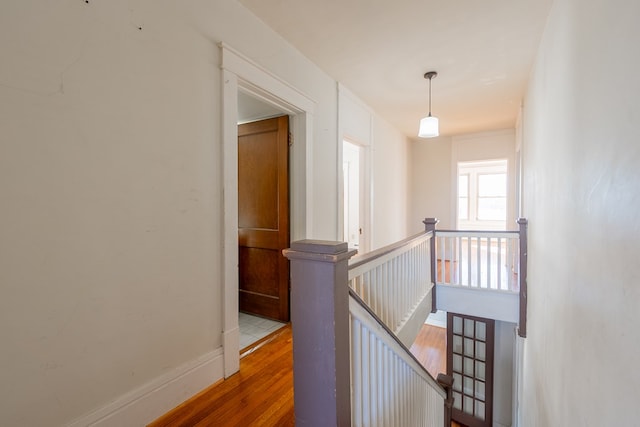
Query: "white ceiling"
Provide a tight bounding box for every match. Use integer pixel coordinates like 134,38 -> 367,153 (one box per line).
238,0 -> 553,138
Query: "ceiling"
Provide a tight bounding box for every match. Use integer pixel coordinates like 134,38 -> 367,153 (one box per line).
237,0 -> 553,138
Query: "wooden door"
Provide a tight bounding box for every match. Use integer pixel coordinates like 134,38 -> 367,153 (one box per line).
447,312 -> 495,427
238,116 -> 290,322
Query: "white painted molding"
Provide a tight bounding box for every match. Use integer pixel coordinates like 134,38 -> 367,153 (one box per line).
395,289 -> 433,347
220,43 -> 315,114
451,128 -> 516,144
436,284 -> 519,323
67,348 -> 224,427
219,42 -> 315,381
223,326 -> 240,378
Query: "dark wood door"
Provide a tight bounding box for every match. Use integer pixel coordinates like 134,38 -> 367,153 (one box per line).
447,312 -> 495,427
238,116 -> 290,322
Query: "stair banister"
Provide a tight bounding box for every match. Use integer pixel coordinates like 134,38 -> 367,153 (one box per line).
283,240 -> 357,427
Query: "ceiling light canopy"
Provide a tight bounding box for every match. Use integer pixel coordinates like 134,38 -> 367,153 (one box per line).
418,71 -> 439,138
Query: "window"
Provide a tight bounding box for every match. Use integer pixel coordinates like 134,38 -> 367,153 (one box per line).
458,174 -> 469,220
477,173 -> 506,221
457,160 -> 508,230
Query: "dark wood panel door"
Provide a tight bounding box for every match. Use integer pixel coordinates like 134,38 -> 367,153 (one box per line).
238,116 -> 290,322
447,312 -> 495,427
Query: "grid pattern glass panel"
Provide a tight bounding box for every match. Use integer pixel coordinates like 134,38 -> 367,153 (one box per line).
450,314 -> 489,423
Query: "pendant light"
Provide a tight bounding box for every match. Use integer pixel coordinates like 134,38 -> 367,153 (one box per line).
418,71 -> 439,138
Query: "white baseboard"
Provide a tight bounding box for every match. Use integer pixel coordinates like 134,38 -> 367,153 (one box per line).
395,288 -> 433,347
425,309 -> 447,328
67,348 -> 224,427
223,326 -> 240,378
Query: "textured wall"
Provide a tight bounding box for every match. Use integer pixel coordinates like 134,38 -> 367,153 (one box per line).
521,0 -> 640,424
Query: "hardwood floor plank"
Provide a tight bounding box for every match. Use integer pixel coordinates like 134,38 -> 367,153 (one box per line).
409,323 -> 447,379
151,322 -> 452,426
148,325 -> 293,427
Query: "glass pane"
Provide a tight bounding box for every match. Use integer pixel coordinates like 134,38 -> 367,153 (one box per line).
476,341 -> 486,361
464,337 -> 474,357
453,335 -> 463,354
463,396 -> 474,415
453,373 -> 462,392
453,392 -> 462,410
464,357 -> 474,376
453,316 -> 463,334
478,173 -> 506,197
476,361 -> 486,380
453,354 -> 462,373
464,319 -> 475,337
458,174 -> 469,197
458,197 -> 468,220
477,197 -> 506,220
475,380 -> 485,400
476,322 -> 486,341
475,401 -> 485,420
463,376 -> 473,395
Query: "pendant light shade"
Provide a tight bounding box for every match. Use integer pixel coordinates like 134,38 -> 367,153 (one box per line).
418,71 -> 439,138
418,115 -> 439,138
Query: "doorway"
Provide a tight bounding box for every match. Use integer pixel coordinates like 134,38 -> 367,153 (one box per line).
447,312 -> 495,427
342,140 -> 361,248
221,44 -> 315,377
238,116 -> 290,322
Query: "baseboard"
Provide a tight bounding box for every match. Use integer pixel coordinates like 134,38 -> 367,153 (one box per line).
395,288 -> 433,347
67,348 -> 224,427
223,326 -> 240,377
425,309 -> 447,328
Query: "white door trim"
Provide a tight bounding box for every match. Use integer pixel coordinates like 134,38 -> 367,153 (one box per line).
220,43 -> 315,377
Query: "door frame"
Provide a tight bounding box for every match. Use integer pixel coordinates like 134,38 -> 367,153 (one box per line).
220,43 -> 315,377
337,85 -> 372,254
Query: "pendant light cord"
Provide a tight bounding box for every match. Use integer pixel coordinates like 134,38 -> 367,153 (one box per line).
428,76 -> 432,116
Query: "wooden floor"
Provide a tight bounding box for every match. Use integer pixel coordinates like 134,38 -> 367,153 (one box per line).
150,322 -> 455,427
148,325 -> 294,427
409,323 -> 447,379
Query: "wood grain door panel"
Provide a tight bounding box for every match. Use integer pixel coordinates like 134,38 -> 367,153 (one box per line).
238,116 -> 290,322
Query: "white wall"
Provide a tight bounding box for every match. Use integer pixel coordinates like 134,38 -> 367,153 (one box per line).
494,321 -> 515,427
371,118 -> 411,248
409,129 -> 516,233
521,0 -> 640,424
0,1 -> 344,425
453,130 -> 517,230
410,136 -> 454,231
339,87 -> 412,250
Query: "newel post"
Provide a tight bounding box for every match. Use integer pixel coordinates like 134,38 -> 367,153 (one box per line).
423,218 -> 439,313
517,218 -> 528,338
283,240 -> 357,427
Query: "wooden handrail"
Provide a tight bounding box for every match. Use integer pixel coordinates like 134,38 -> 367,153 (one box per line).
348,229 -> 432,270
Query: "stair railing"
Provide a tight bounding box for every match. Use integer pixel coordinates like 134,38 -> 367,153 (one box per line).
284,232 -> 449,427
429,218 -> 529,337
348,230 -> 433,346
349,289 -> 446,427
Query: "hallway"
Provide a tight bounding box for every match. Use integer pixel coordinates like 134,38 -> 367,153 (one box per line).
149,321 -> 450,426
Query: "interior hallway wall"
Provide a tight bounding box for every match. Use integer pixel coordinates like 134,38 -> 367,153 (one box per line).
409,129 -> 516,233
409,136 -> 454,231
339,86 -> 412,251
0,1 -> 342,425
521,0 -> 640,424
